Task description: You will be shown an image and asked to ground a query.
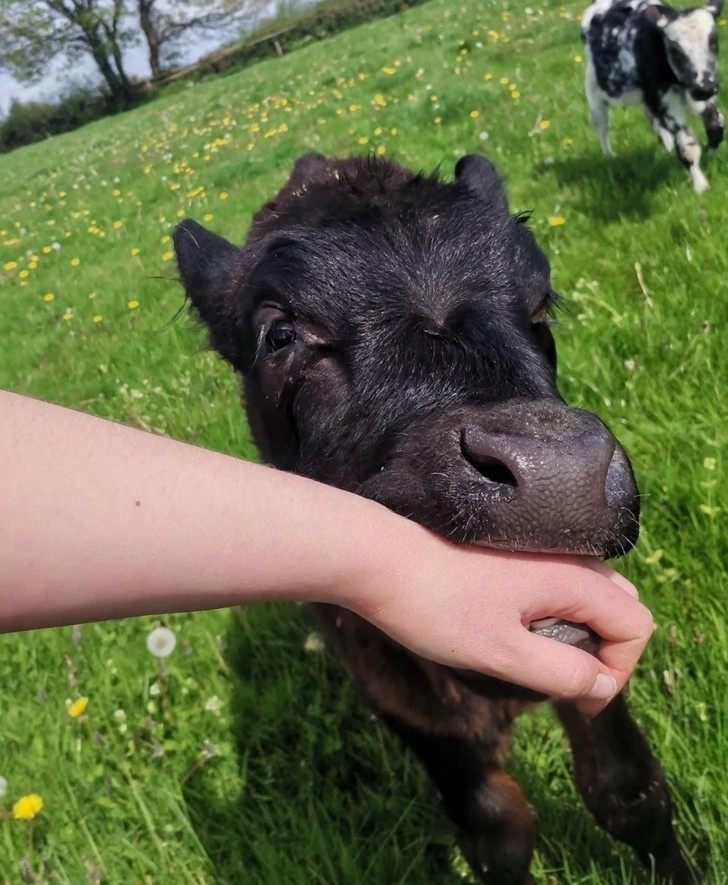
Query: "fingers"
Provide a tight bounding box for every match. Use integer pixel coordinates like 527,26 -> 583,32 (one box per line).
527,570 -> 653,646
490,628 -> 618,702
584,559 -> 639,599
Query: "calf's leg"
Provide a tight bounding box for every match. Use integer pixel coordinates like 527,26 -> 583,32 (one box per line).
385,722 -> 536,885
646,110 -> 675,152
556,695 -> 694,883
311,604 -> 535,884
658,96 -> 709,192
701,100 -> 725,152
585,63 -> 613,156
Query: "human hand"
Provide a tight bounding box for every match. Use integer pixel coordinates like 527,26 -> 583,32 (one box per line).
352,526 -> 653,716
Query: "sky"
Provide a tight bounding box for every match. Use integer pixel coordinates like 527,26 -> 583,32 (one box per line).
0,1 -> 307,114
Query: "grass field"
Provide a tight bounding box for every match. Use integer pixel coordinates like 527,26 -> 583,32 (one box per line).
1,0 -> 727,881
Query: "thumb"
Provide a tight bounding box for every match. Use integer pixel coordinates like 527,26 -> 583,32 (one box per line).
498,628 -> 617,702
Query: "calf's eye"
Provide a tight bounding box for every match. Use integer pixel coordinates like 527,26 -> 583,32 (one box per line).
266,319 -> 297,351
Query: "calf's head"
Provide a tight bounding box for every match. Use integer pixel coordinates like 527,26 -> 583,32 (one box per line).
647,1 -> 723,100
175,154 -> 639,558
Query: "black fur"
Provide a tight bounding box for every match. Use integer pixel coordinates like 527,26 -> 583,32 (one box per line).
174,154 -> 691,882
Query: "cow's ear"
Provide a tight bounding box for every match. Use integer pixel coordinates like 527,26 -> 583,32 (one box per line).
289,152 -> 329,187
454,154 -> 509,211
174,218 -> 242,364
643,4 -> 678,26
707,0 -> 724,20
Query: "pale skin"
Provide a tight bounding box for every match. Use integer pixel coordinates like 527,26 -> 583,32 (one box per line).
0,391 -> 654,715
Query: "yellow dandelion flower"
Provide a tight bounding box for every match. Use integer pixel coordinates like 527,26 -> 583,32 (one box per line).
12,794 -> 43,820
540,120 -> 551,130
42,246 -> 52,254
130,247 -> 140,257
128,300 -> 139,310
219,192 -> 229,200
92,315 -> 103,324
161,234 -> 171,244
169,183 -> 181,192
358,136 -> 369,145
70,257 -> 80,267
3,261 -> 17,271
19,270 -> 29,279
499,76 -> 509,85
511,91 -> 521,99
470,110 -> 480,119
28,261 -> 38,270
390,127 -> 398,136
162,251 -> 174,262
484,72 -> 493,81
113,221 -> 123,229
88,292 -> 96,300
548,216 -> 566,227
374,94 -> 387,107
43,293 -> 54,303
67,697 -> 88,717
562,137 -> 574,147
62,309 -> 74,321
203,213 -> 214,222
176,209 -> 184,218
574,54 -> 583,63
376,145 -> 386,155
434,116 -> 442,124
112,189 -> 121,197
381,66 -> 397,75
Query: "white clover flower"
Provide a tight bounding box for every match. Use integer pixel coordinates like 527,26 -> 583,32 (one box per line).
303,632 -> 325,654
204,695 -> 222,714
146,626 -> 177,659
0,776 -> 7,798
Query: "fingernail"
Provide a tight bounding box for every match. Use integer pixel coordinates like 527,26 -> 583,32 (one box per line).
589,673 -> 617,700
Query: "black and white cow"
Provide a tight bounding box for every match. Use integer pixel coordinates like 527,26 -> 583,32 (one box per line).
582,0 -> 725,192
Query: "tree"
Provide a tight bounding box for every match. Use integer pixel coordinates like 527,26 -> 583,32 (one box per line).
136,0 -> 258,81
0,0 -> 135,105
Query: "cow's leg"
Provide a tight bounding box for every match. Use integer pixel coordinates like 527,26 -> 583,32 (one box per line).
701,100 -> 724,152
556,695 -> 694,884
386,721 -> 536,885
646,109 -> 675,152
659,94 -> 709,192
585,62 -> 613,156
311,604 -> 534,884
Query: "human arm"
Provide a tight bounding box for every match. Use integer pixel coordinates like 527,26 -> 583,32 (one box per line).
0,390 -> 653,712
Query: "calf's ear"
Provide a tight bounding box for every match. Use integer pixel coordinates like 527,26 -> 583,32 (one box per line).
454,154 -> 509,211
643,4 -> 678,26
706,0 -> 724,19
289,152 -> 329,187
174,218 -> 242,364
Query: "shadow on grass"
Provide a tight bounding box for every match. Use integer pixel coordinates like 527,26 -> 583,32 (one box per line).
182,605 -> 455,885
537,148 -> 677,223
183,606 -> 666,883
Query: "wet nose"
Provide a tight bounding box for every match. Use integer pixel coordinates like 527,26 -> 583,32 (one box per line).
460,410 -> 637,552
694,79 -> 718,100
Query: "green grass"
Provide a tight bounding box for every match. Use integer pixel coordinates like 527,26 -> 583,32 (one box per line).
1,0 -> 726,881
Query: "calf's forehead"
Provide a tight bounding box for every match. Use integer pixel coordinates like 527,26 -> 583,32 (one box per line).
665,9 -> 716,55
263,212 -> 548,332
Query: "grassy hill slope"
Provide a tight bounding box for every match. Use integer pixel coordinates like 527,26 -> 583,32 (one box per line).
0,0 -> 726,881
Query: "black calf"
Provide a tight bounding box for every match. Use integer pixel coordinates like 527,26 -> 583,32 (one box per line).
175,154 -> 691,882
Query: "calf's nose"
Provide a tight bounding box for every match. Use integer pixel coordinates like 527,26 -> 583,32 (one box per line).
459,408 -> 637,553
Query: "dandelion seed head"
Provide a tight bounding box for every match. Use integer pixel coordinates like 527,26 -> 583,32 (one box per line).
147,626 -> 177,658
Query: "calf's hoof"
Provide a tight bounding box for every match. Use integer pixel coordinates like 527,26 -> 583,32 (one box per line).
690,170 -> 709,194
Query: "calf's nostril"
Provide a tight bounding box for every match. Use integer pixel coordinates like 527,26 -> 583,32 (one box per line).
471,454 -> 518,487
460,429 -> 518,488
